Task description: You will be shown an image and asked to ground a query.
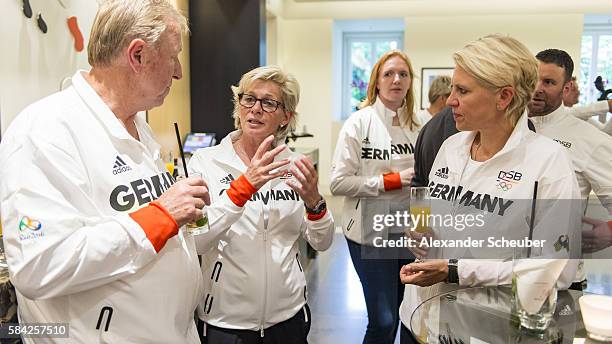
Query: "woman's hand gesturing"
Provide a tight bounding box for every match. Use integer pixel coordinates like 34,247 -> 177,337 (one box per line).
243,135 -> 290,190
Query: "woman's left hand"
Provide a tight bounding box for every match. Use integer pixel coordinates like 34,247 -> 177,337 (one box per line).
287,157 -> 321,209
399,259 -> 449,287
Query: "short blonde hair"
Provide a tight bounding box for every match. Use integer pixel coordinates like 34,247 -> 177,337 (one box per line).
428,75 -> 451,104
88,0 -> 188,67
231,66 -> 300,141
453,34 -> 537,127
360,50 -> 418,131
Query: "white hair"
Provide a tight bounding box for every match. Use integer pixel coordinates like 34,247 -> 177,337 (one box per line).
88,0 -> 188,67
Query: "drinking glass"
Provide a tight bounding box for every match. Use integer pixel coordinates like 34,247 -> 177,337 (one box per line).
164,151 -> 175,176
512,247 -> 560,331
176,171 -> 210,236
410,187 -> 431,233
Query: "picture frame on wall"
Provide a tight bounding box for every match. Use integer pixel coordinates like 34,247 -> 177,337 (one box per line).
420,67 -> 454,110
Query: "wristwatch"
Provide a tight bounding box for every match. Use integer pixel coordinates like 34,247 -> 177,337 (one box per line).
447,259 -> 459,284
305,197 -> 326,215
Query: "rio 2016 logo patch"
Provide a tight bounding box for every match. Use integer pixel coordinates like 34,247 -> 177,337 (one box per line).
19,216 -> 42,232
18,216 -> 45,242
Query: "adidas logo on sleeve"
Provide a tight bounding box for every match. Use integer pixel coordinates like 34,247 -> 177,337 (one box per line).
219,174 -> 235,184
112,156 -> 133,175
434,167 -> 449,179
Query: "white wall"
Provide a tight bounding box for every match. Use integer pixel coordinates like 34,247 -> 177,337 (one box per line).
272,13 -> 586,195
0,0 -> 98,135
279,0 -> 612,19
275,19 -> 335,193
405,14 -> 584,94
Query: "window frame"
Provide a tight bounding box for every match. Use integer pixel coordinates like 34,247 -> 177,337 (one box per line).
332,19 -> 405,122
581,24 -> 612,123
341,32 -> 404,120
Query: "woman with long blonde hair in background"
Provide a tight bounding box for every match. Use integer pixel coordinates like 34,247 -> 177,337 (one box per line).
331,50 -> 421,343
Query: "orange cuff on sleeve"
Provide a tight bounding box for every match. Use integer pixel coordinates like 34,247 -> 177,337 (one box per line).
227,175 -> 257,207
608,221 -> 612,231
129,201 -> 178,253
383,172 -> 402,191
307,208 -> 327,222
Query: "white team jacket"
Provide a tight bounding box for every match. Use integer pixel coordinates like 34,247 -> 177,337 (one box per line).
0,71 -> 204,343
330,97 -> 421,245
187,131 -> 334,332
530,105 -> 612,218
399,113 -> 582,327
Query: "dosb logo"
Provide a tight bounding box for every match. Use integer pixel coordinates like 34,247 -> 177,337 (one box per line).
496,170 -> 522,191
498,170 -> 522,182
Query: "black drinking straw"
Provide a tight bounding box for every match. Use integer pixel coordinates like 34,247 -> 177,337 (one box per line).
527,181 -> 539,258
174,122 -> 189,178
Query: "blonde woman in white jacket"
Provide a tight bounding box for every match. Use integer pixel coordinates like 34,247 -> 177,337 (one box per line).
398,35 -> 582,343
330,50 -> 420,344
188,66 -> 334,344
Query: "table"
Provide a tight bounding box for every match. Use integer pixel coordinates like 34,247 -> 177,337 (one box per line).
410,286 -> 598,344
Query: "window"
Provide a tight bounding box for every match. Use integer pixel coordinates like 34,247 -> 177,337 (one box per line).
342,32 -> 403,120
332,19 -> 404,121
579,16 -> 612,122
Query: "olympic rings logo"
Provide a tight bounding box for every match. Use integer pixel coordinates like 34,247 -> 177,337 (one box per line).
496,181 -> 512,191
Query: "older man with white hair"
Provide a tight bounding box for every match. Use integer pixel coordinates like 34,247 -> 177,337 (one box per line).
0,1 -> 219,342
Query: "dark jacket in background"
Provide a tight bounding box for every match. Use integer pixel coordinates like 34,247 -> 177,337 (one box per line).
412,107 -> 458,187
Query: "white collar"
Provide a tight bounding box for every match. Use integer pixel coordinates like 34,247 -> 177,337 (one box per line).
373,96 -> 400,120
528,104 -> 567,125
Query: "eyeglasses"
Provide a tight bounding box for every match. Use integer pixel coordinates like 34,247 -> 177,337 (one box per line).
239,94 -> 283,113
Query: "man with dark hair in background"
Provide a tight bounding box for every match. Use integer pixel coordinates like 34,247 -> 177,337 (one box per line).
529,49 -> 612,289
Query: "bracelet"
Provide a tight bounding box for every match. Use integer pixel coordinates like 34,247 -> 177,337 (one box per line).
447,259 -> 459,284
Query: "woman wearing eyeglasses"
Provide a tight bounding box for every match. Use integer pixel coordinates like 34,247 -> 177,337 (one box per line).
330,50 -> 421,344
187,65 -> 334,343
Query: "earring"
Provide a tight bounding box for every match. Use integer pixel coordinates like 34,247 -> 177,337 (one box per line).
496,104 -> 502,111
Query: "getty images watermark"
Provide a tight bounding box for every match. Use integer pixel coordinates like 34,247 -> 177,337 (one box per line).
372,210 -> 486,248
372,211 -> 485,232
370,211 -> 549,250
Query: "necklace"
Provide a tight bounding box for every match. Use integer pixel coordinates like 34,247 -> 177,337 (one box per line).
471,134 -> 482,160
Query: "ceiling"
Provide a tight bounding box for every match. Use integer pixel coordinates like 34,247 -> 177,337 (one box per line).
268,0 -> 612,19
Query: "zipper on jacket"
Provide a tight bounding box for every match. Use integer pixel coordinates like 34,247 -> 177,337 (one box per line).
296,253 -> 303,272
259,200 -> 269,337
